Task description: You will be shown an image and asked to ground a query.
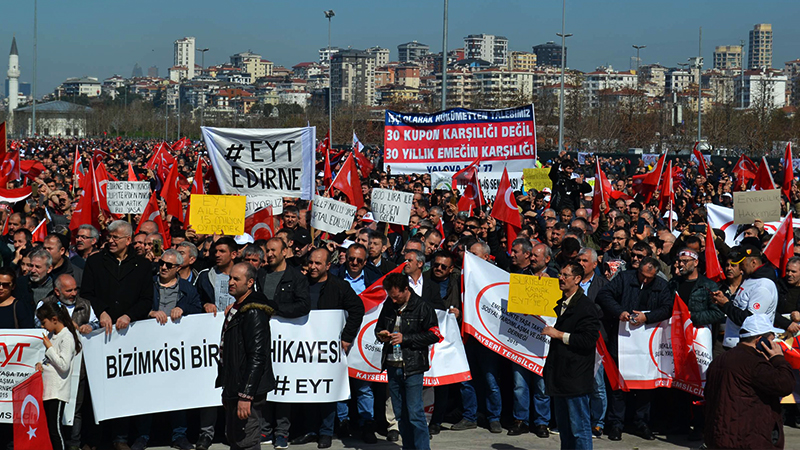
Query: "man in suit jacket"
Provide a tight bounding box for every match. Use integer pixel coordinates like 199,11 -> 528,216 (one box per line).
543,261 -> 600,450
402,249 -> 444,310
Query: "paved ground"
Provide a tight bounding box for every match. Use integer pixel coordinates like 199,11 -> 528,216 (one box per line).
144,425 -> 800,449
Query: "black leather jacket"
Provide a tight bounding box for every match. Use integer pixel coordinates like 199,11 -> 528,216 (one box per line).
375,293 -> 441,377
216,292 -> 276,401
257,265 -> 310,319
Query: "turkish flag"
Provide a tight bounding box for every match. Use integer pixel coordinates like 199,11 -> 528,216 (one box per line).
20,160 -> 45,182
318,132 -> 333,190
91,148 -> 111,166
69,163 -> 100,232
671,294 -> 703,386
137,191 -> 171,248
692,143 -> 708,178
783,143 -> 794,199
596,333 -> 628,391
705,220 -> 726,283
93,162 -> 112,214
331,153 -> 364,208
172,137 -> 191,152
184,159 -> 205,230
127,161 -> 138,181
72,146 -> 86,189
777,339 -> 800,370
631,151 -> 666,202
657,161 -> 674,213
592,159 -> 615,221
31,219 -> 47,243
146,143 -> 176,183
352,132 -> 374,178
161,164 -> 184,223
732,155 -> 757,190
491,167 -> 521,250
752,156 -> 776,191
0,150 -> 22,184
359,263 -> 407,312
456,167 -> 485,214
763,212 -> 793,276
245,206 -> 275,240
13,371 -> 53,450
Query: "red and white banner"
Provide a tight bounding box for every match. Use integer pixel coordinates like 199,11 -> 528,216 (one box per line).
462,252 -> 556,376
706,204 -> 800,247
348,308 -> 471,386
384,106 -> 536,174
617,316 -> 712,395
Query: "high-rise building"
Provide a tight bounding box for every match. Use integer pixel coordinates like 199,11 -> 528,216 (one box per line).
148,66 -> 158,78
713,45 -> 743,70
366,47 -> 390,67
319,47 -> 341,65
330,49 -> 376,108
174,37 -> 196,79
507,51 -> 537,72
463,34 -> 508,66
748,24 -> 772,69
7,37 -> 19,115
533,41 -> 565,68
230,52 -> 273,80
785,59 -> 800,107
131,63 -> 143,78
397,41 -> 429,63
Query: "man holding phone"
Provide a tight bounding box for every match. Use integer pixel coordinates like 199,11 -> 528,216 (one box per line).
704,314 -> 795,449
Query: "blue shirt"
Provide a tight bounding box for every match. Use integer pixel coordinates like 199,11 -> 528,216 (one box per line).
579,274 -> 594,294
438,277 -> 449,300
344,271 -> 366,295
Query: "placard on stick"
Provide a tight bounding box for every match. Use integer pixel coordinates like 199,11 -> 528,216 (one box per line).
189,194 -> 246,235
107,181 -> 150,214
507,273 -> 562,317
371,188 -> 413,225
310,196 -> 357,235
523,168 -> 552,192
733,189 -> 781,224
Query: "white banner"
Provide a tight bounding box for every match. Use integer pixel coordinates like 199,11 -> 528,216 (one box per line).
431,171 -> 524,202
690,153 -> 711,167
202,126 -> 315,200
348,307 -> 471,386
370,188 -> 413,226
83,311 -> 350,421
618,319 -> 712,394
245,195 -> 284,216
107,181 -> 150,215
0,330 -> 45,423
642,154 -> 659,167
706,204 -> 800,247
310,196 -> 357,235
462,252 -> 556,375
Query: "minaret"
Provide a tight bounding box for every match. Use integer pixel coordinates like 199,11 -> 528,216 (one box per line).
7,37 -> 20,124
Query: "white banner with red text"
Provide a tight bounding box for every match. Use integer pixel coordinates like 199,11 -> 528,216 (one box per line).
82,311 -> 350,422
617,319 -> 712,395
384,106 -> 537,174
347,307 -> 471,386
462,252 -> 556,376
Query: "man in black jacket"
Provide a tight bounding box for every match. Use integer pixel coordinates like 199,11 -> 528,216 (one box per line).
543,261 -> 600,450
256,237 -> 310,449
549,159 -> 592,212
596,257 -> 674,442
81,220 -> 153,450
292,248 -> 365,448
217,262 -> 275,450
376,273 -> 441,450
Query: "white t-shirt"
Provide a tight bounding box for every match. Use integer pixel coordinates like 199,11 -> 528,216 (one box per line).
723,277 -> 778,348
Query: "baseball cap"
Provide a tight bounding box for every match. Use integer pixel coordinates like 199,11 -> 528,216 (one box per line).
729,244 -> 762,264
293,228 -> 312,247
234,233 -> 255,246
362,212 -> 376,224
600,231 -> 614,242
740,314 -> 782,338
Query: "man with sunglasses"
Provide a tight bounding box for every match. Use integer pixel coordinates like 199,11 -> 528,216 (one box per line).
130,249 -> 201,450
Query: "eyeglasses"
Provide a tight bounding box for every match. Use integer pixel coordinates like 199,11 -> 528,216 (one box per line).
76,235 -> 93,240
631,253 -> 645,259
0,282 -> 12,289
467,225 -> 479,230
347,257 -> 365,264
107,234 -> 129,241
676,259 -> 695,265
432,263 -> 450,269
158,260 -> 179,269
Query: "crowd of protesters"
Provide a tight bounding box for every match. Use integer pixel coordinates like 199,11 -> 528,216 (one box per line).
0,135 -> 798,450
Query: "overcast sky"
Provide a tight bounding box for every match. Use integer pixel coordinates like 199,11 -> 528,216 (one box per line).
3,0 -> 799,96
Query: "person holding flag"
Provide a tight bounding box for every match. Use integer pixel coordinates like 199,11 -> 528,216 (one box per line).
549,157 -> 592,212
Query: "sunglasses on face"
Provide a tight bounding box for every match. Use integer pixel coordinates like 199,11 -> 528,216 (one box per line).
0,282 -> 12,289
347,257 -> 365,264
432,263 -> 450,269
158,260 -> 179,269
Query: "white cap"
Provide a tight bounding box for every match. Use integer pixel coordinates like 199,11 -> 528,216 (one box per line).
663,210 -> 678,220
740,314 -> 783,338
234,233 -> 255,246
362,212 -> 376,223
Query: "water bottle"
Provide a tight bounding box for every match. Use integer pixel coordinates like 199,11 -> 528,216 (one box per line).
393,343 -> 402,360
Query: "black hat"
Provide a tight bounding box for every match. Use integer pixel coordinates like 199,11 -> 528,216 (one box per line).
293,228 -> 312,247
600,231 -> 614,242
729,244 -> 761,264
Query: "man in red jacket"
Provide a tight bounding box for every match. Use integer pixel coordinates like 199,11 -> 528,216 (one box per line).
704,314 -> 796,449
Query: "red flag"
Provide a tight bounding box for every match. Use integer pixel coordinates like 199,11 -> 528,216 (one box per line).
31,219 -> 47,243
318,133 -> 333,190
451,156 -> 481,187
763,212 -> 794,276
777,340 -> 800,370
671,294 -> 703,387
331,153 -> 365,208
658,161 -> 674,213
596,333 -> 628,391
245,206 -> 275,240
146,143 -> 176,183
0,150 -> 21,184
435,218 -> 446,245
456,167 -> 485,214
93,162 -> 112,214
184,159 -> 205,230
91,148 -> 110,166
137,191 -> 171,248
359,263 -> 407,312
0,186 -> 31,203
161,163 -> 184,223
172,137 -> 191,152
732,155 -> 757,190
352,132 -> 374,178
69,163 -> 99,232
783,143 -> 794,199
127,161 -> 138,181
72,146 -> 85,188
705,220 -> 726,282
752,156 -> 776,191
20,160 -> 45,181
692,143 -> 708,178
13,371 -> 53,450
491,168 -> 521,228
631,151 -> 666,202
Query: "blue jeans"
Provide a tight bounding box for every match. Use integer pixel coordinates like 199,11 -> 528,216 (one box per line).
511,364 -> 550,426
553,395 -> 593,450
337,379 -> 373,425
319,403 -> 336,437
590,363 -> 607,429
387,366 -> 429,450
464,342 -> 502,422
459,381 -> 479,422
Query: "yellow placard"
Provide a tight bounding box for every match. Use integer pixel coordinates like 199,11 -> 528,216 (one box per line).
189,194 -> 246,235
523,168 -> 552,192
507,273 -> 562,317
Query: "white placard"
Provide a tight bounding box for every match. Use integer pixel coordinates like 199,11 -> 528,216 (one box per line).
202,126 -> 315,200
107,181 -> 150,215
370,188 -> 413,226
82,311 -> 350,421
245,195 -> 284,216
0,330 -> 45,423
310,196 -> 357,235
